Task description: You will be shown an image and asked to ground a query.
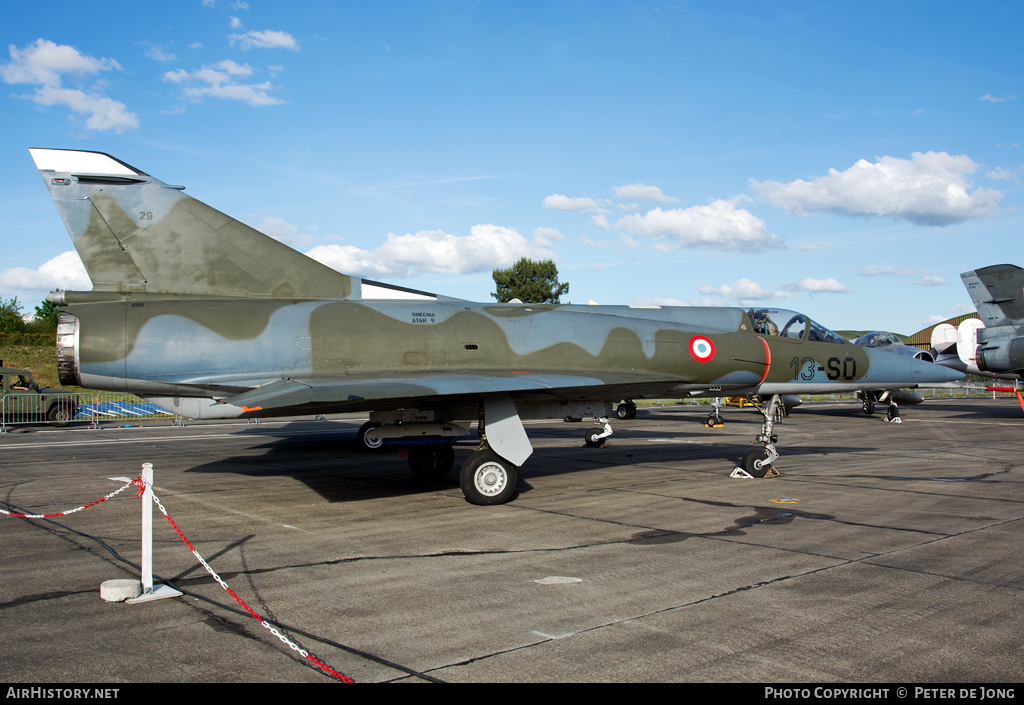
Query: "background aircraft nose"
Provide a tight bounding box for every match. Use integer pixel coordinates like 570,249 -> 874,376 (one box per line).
863,347 -> 966,385
911,354 -> 966,384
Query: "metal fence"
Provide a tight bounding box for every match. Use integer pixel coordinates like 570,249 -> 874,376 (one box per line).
1,393 -> 179,433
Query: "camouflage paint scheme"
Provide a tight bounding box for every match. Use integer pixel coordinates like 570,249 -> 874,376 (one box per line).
31,148 -> 964,501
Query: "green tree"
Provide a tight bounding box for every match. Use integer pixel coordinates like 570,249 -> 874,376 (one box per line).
491,258 -> 569,304
0,297 -> 26,334
28,294 -> 61,333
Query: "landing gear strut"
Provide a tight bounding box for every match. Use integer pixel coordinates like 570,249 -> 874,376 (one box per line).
705,397 -> 724,428
739,393 -> 781,478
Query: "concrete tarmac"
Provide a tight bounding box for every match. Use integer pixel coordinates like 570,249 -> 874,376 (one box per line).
1,397 -> 1021,683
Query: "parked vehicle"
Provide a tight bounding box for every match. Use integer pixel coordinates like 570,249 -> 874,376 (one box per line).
0,366 -> 78,426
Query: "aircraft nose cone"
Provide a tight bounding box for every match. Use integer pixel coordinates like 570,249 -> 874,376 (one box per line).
863,347 -> 966,385
909,353 -> 967,384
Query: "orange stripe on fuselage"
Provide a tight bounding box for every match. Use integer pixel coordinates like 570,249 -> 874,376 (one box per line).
757,336 -> 771,385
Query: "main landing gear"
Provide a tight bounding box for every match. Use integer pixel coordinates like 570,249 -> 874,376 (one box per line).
736,393 -> 782,478
616,400 -> 637,420
859,391 -> 875,416
407,443 -> 456,480
858,391 -> 901,423
460,449 -> 516,505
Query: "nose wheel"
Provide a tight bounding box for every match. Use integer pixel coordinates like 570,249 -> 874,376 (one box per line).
584,417 -> 613,447
705,397 -> 724,427
733,394 -> 782,478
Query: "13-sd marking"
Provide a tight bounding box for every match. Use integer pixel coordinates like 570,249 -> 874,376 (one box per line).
792,356 -> 857,381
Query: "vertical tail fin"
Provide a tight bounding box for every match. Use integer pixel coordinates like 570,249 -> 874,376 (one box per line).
961,264 -> 1024,329
30,148 -> 358,299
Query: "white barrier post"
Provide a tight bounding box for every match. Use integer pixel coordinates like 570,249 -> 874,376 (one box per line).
127,463 -> 182,603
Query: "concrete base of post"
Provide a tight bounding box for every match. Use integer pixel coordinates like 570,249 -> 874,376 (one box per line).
100,579 -> 142,602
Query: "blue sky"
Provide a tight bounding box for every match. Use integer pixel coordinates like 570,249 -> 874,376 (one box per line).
1,1 -> 1021,335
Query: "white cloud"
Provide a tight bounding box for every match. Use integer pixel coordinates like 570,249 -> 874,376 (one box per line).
0,251 -> 91,295
951,303 -> 975,314
988,166 -> 1023,182
979,94 -> 1017,103
145,45 -> 177,62
576,234 -> 607,248
163,60 -> 282,106
585,261 -> 603,271
532,227 -> 566,247
590,214 -> 610,230
542,194 -> 607,212
858,265 -> 937,277
228,30 -> 299,51
305,224 -> 554,279
616,198 -> 783,252
780,277 -> 850,294
0,39 -> 138,132
915,275 -> 947,286
612,183 -> 678,203
230,16 -> 243,29
698,278 -> 795,303
923,314 -> 948,325
632,296 -> 726,307
750,152 -> 1003,226
793,241 -> 827,251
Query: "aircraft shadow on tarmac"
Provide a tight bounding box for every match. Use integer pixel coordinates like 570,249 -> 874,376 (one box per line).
179,417 -> 871,504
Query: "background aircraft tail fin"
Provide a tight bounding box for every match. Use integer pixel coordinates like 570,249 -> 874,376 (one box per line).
961,264 -> 1024,329
30,148 -> 359,299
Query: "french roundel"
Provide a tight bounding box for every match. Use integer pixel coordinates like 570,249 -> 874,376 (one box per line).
689,335 -> 716,362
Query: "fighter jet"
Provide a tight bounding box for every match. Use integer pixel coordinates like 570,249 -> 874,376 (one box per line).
849,331 -> 933,417
933,265 -> 1024,379
32,148 -> 964,504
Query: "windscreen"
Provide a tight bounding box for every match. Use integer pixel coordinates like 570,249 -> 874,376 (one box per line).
746,308 -> 846,344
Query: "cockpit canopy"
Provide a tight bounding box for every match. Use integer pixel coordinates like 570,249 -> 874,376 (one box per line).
745,308 -> 847,344
851,331 -> 902,348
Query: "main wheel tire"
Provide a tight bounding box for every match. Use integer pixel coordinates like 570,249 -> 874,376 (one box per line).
584,428 -> 605,447
862,395 -> 875,416
46,403 -> 74,427
357,421 -> 386,452
408,443 -> 455,480
616,402 -> 637,420
741,448 -> 771,478
460,450 -> 517,505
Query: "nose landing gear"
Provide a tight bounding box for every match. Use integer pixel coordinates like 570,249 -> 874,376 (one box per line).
734,394 -> 782,478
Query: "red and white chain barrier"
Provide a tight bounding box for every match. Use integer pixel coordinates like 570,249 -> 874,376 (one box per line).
3,469 -> 353,683
141,476 -> 354,682
0,475 -> 144,518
